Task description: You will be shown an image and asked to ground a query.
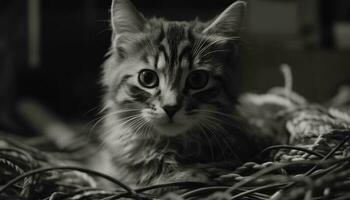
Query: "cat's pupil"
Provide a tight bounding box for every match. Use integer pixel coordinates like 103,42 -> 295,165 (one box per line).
143,72 -> 154,84
187,70 -> 209,89
138,69 -> 158,88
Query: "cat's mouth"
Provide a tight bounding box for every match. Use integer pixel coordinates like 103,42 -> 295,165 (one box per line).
152,119 -> 190,136
154,118 -> 184,127
142,109 -> 195,136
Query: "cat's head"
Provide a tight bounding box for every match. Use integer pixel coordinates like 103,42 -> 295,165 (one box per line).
103,0 -> 246,137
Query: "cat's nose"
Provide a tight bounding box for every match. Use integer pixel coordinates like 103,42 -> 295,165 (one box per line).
163,105 -> 181,119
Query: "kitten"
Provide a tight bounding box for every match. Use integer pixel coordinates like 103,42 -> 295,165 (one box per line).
99,0 -> 265,186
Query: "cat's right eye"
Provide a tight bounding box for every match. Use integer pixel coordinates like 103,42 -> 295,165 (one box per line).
186,70 -> 209,90
138,69 -> 159,88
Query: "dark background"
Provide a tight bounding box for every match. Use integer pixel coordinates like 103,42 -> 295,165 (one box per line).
1,0 -> 350,135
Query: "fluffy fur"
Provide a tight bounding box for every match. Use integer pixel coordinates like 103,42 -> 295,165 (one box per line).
99,0 -> 266,186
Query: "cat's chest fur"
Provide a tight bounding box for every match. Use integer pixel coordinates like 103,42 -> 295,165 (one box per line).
100,112 -> 259,186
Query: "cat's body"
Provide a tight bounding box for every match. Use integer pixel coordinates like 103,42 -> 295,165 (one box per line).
101,101 -> 260,185
98,0 -> 272,187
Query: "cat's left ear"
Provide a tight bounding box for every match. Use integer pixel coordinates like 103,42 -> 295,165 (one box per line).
111,0 -> 146,35
203,1 -> 247,37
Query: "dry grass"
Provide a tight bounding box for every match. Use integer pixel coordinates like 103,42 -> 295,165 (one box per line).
1,129 -> 350,200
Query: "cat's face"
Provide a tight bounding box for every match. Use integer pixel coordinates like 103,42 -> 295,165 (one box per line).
103,0 -> 246,137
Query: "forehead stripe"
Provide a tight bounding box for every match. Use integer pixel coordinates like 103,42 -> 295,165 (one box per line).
171,67 -> 183,90
178,45 -> 193,70
156,51 -> 167,70
154,52 -> 159,69
156,25 -> 165,44
166,23 -> 186,71
159,45 -> 169,64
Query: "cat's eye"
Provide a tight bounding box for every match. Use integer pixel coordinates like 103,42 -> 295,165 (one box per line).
138,69 -> 159,88
186,70 -> 209,89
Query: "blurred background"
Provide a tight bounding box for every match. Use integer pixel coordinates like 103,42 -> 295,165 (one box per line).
0,0 -> 350,137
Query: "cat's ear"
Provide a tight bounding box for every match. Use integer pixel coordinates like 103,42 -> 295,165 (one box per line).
203,1 -> 247,37
111,0 -> 146,35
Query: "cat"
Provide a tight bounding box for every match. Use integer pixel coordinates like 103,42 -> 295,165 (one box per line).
98,0 -> 270,187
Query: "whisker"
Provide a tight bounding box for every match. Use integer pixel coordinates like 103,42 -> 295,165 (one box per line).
89,108 -> 141,126
197,121 -> 215,162
122,115 -> 143,128
99,114 -> 141,140
198,109 -> 241,121
196,35 -> 239,59
204,117 -> 241,162
202,114 -> 242,131
196,37 -> 222,58
143,120 -> 153,137
134,118 -> 147,136
201,49 -> 228,59
146,38 -> 156,56
193,36 -> 211,59
89,109 -> 142,134
199,119 -> 228,162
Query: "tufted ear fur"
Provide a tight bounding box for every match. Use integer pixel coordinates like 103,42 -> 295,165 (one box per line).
203,1 -> 247,37
111,0 -> 146,36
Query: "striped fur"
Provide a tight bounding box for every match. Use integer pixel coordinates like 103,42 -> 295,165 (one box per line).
98,0 -> 261,187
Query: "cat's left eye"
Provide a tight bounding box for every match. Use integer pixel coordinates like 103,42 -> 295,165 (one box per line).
186,70 -> 209,90
138,69 -> 159,88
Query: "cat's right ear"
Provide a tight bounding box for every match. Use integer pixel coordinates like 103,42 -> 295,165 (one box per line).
203,1 -> 247,37
111,0 -> 146,36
